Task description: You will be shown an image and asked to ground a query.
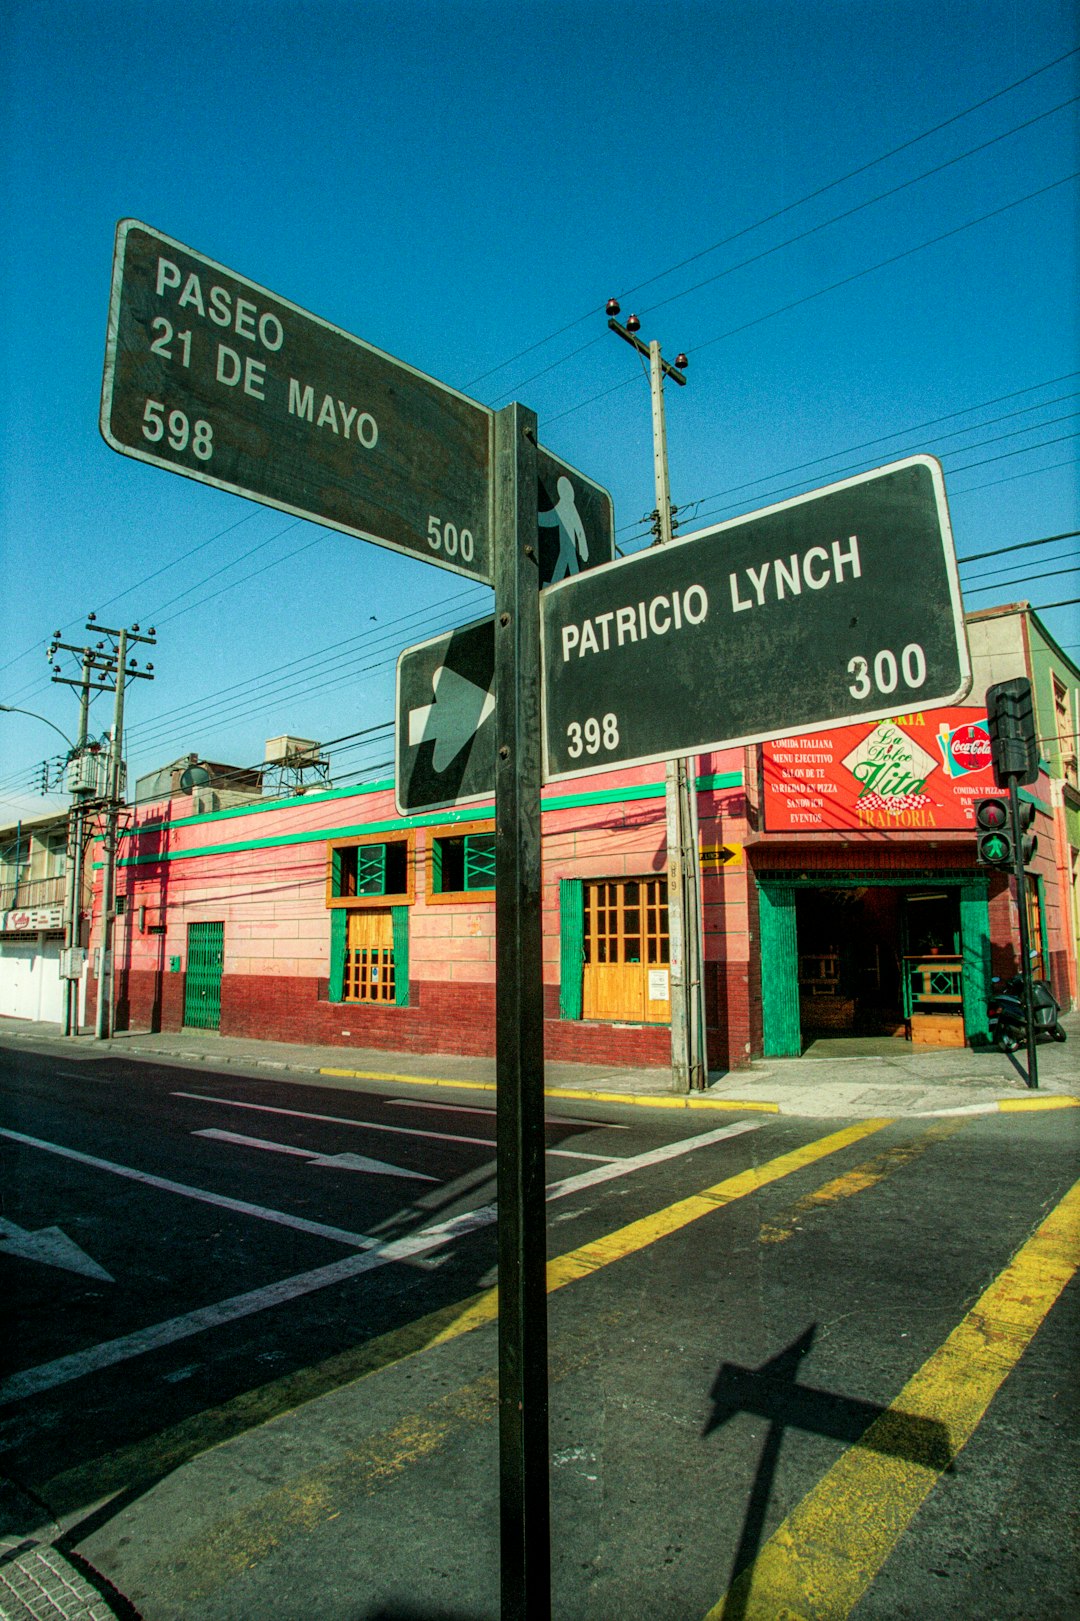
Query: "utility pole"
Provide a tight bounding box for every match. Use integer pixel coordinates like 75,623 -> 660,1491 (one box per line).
50,616 -> 156,1038
607,304 -> 706,1091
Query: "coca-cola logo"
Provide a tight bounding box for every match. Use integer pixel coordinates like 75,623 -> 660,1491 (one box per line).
949,724 -> 991,773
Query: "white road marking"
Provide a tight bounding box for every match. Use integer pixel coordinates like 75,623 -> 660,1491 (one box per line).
543,1118 -> 763,1199
0,1128 -> 377,1250
0,1216 -> 114,1282
193,1128 -> 437,1181
173,1090 -> 496,1148
175,1091 -> 620,1163
0,1117 -> 763,1403
387,1096 -> 628,1129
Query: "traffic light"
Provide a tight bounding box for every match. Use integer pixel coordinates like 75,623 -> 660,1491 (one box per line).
985,678 -> 1039,787
975,798 -> 1012,867
1018,798 -> 1037,867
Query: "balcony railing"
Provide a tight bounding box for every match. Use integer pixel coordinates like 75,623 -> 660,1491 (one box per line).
0,874 -> 67,911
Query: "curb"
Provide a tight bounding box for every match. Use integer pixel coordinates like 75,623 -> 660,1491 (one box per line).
318,1065 -> 781,1111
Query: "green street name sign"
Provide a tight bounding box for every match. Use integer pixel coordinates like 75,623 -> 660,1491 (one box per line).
100,220 -> 494,581
541,457 -> 971,781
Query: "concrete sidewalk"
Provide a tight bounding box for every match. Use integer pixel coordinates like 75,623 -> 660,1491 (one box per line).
1,1013 -> 1077,1117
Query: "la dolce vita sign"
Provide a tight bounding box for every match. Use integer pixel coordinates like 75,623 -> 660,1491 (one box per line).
761,706 -> 1010,833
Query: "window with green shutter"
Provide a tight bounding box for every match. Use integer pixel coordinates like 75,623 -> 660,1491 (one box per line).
327,834 -> 413,908
428,825 -> 496,898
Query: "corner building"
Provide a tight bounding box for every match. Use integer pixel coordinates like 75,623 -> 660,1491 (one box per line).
91,606 -> 1077,1067
97,752 -> 753,1070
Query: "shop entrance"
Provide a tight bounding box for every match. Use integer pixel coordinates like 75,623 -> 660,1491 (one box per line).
793,885 -> 961,1039
759,876 -> 991,1057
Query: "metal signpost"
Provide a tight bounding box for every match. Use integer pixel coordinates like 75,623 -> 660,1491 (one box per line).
541,456 -> 971,780
101,220 -> 494,581
101,224 -> 553,1619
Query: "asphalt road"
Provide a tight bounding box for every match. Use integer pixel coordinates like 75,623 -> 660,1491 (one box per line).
2,1039 -> 1078,1620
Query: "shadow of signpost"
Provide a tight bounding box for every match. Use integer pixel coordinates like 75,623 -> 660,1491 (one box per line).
703,1324 -> 954,1620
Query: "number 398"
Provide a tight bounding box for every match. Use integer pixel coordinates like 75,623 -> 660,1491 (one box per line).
567,714 -> 620,758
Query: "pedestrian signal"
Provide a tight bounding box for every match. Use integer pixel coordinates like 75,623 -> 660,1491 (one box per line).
974,798 -> 1012,867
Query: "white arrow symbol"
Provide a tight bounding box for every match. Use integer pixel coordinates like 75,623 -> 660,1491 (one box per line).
194,1128 -> 436,1181
0,1216 -> 114,1281
408,664 -> 495,773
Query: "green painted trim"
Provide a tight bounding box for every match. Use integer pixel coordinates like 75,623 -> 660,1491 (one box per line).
758,870 -> 982,888
695,772 -> 744,791
132,778 -> 395,836
123,767 -> 746,847
1019,787 -> 1052,817
959,882 -> 992,1042
118,772 -> 744,871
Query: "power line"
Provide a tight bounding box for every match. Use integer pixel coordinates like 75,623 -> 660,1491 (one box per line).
950,452 -> 1079,497
0,509 -> 263,683
961,547 -> 1079,584
125,589 -> 486,753
540,173 -> 1080,431
691,173 -> 1080,360
638,98 -> 1078,325
957,529 -> 1080,564
964,564 -> 1080,597
464,45 -> 1080,392
613,375 -> 1080,541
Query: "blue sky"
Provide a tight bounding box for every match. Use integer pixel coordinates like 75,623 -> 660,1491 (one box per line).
1,0 -> 1077,822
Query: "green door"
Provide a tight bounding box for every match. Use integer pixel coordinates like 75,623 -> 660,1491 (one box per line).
184,921 -> 224,1029
759,884 -> 802,1057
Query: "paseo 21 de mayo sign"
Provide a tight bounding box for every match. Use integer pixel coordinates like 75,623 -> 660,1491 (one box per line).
100,220 -> 493,581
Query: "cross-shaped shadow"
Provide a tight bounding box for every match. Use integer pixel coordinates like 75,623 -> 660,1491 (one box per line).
703,1324 -> 954,1620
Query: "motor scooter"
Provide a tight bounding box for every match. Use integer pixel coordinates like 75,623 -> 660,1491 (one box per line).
987,973 -> 1067,1051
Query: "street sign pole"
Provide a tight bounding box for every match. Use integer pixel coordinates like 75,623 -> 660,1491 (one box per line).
492,403 -> 550,1619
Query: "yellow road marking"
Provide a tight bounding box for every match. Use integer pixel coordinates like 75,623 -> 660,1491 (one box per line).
705,1174 -> 1080,1620
759,1119 -> 967,1244
999,1095 -> 1079,1111
44,1118 -> 890,1524
429,1118 -> 892,1343
319,1065 -> 779,1110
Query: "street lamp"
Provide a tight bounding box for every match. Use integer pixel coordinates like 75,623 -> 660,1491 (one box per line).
0,704 -> 75,753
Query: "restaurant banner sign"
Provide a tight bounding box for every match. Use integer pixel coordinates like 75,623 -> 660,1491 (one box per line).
762,707 -> 1011,833
2,905 -> 65,934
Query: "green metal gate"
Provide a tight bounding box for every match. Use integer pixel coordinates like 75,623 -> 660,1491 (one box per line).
184,921 -> 224,1029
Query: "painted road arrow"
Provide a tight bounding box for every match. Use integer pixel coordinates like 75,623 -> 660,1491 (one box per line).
0,1215 -> 114,1281
408,663 -> 495,773
194,1128 -> 437,1181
